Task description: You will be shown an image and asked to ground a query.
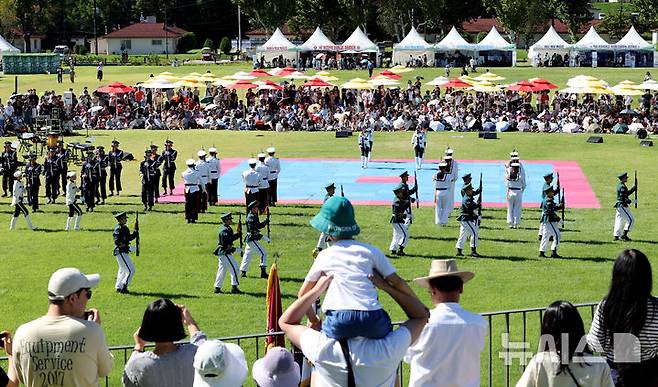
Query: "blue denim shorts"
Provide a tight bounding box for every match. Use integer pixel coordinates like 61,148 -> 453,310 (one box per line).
322,309 -> 393,340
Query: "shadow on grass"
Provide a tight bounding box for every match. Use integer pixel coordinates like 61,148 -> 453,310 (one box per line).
563,239 -> 615,245
237,290 -> 297,300
632,239 -> 658,245
36,228 -> 108,233
273,222 -> 307,228
481,237 -> 533,244
477,254 -> 531,262
400,252 -> 458,259
128,291 -> 200,299
279,276 -> 305,284
550,255 -> 615,263
413,235 -> 455,242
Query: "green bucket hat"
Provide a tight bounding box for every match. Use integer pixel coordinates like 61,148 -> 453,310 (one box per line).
310,196 -> 360,237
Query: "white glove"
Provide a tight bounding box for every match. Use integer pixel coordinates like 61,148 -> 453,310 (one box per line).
262,236 -> 271,243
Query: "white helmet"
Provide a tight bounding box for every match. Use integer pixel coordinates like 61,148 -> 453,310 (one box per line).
67,171 -> 76,178
208,147 -> 217,153
197,150 -> 206,158
186,158 -> 196,166
13,171 -> 22,178
248,158 -> 257,165
266,147 -> 276,154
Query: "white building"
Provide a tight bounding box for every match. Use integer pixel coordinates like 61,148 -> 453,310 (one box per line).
93,20 -> 188,55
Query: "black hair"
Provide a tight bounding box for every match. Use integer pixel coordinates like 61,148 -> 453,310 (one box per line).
137,298 -> 186,343
540,300 -> 591,374
428,275 -> 463,292
601,249 -> 653,336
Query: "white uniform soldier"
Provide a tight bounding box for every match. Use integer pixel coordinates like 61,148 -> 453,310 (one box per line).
505,151 -> 527,183
256,153 -> 270,214
411,129 -> 427,169
358,130 -> 370,168
444,150 -> 459,219
65,171 -> 83,231
242,159 -> 260,207
9,171 -> 36,230
265,147 -> 281,206
366,127 -> 374,161
182,159 -> 202,223
240,200 -> 270,279
456,184 -> 481,257
206,148 -> 221,205
214,212 -> 243,294
505,162 -> 526,228
196,150 -> 210,212
433,162 -> 452,225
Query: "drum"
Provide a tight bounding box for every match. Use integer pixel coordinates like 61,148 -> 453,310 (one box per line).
47,132 -> 59,148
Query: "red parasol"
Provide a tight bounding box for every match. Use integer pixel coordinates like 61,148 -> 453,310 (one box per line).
227,79 -> 259,89
442,78 -> 472,88
96,82 -> 135,94
529,78 -> 558,91
376,70 -> 402,80
276,66 -> 298,76
302,78 -> 335,88
265,263 -> 285,351
507,81 -> 542,93
257,80 -> 284,90
249,68 -> 272,77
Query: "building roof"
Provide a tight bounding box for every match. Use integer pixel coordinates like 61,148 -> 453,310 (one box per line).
102,22 -> 188,39
10,28 -> 45,39
461,18 -> 601,35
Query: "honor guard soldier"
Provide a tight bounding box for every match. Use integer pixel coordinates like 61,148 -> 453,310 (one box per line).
139,149 -> 157,211
455,184 -> 480,257
196,150 -> 210,213
149,144 -> 162,202
113,211 -> 138,293
24,153 -> 42,212
65,171 -> 83,231
9,171 -> 36,231
539,173 -> 559,240
505,161 -> 526,228
433,161 -> 452,225
2,141 -> 18,196
444,150 -> 459,219
399,170 -> 417,220
313,183 -> 336,256
256,153 -> 270,214
108,140 -> 124,196
242,159 -> 260,208
55,140 -> 70,192
161,140 -> 178,196
182,159 -> 201,223
96,147 -> 108,204
366,127 -> 374,162
206,148 -> 220,205
44,148 -> 60,204
539,187 -> 563,258
240,200 -> 270,279
613,172 -> 636,241
89,150 -> 102,205
460,174 -> 481,197
390,184 -> 411,256
214,213 -> 243,294
506,151 -> 526,182
411,128 -> 427,169
80,152 -> 96,212
265,147 -> 280,206
358,129 -> 370,169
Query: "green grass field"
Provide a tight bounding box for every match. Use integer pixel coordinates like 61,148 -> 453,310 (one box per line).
1,128 -> 657,385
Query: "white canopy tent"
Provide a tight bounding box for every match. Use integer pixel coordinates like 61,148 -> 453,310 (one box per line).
528,26 -> 572,66
256,28 -> 299,65
339,27 -> 379,53
475,27 -> 516,66
0,34 -> 19,56
392,26 -> 434,66
572,27 -> 615,67
613,26 -> 655,67
299,27 -> 337,52
434,27 -> 477,67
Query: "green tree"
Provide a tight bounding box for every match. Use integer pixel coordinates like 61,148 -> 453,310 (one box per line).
219,36 -> 230,53
598,11 -> 636,40
548,0 -> 591,42
231,0 -> 295,33
177,31 -> 196,52
634,0 -> 658,30
203,38 -> 214,49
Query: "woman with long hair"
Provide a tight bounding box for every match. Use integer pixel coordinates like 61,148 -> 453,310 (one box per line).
587,249 -> 658,386
517,300 -> 613,386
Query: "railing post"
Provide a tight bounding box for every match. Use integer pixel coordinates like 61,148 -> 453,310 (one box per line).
505,312 -> 510,387
488,314 -> 493,387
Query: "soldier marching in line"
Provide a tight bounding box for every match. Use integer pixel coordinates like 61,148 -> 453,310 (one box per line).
80,152 -> 97,212
240,200 -> 270,279
44,149 -> 60,204
161,140 -> 177,196
24,153 -> 42,212
613,172 -> 637,241
313,182 -> 336,257
366,127 -> 374,162
411,128 -> 427,170
64,171 -> 83,231
113,211 -> 138,294
55,140 -> 70,193
433,161 -> 451,226
181,159 -> 201,223
149,144 -> 162,203
256,153 -> 270,214
505,161 -> 526,228
539,187 -> 564,258
96,146 -> 108,205
207,148 -> 221,205
455,184 -> 481,257
390,184 -> 412,256
539,173 -> 559,240
214,212 -> 243,294
242,159 -> 260,208
108,140 -> 124,196
1,141 -> 18,197
265,147 -> 280,206
196,150 -> 210,213
139,149 -> 157,211
358,129 -> 370,169
9,171 -> 36,231
443,149 -> 459,220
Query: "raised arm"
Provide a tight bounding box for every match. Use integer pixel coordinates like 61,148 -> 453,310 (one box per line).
280,276 -> 333,347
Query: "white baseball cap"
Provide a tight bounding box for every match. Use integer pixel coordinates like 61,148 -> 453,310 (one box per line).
252,347 -> 300,387
193,340 -> 247,387
48,268 -> 100,301
266,147 -> 276,154
197,150 -> 206,158
208,147 -> 217,153
67,171 -> 76,178
13,171 -> 22,178
186,159 -> 196,166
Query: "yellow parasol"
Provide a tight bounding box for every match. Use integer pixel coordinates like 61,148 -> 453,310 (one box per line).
469,81 -> 501,93
458,75 -> 477,85
341,78 -> 374,89
388,64 -> 413,73
369,77 -> 400,87
475,72 -> 506,82
174,79 -> 207,88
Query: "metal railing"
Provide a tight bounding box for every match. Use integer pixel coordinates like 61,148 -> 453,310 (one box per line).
2,302 -> 599,387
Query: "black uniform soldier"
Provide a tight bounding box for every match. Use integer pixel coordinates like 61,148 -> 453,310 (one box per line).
55,140 -> 70,192
1,141 -> 18,196
80,152 -> 97,212
390,184 -> 411,256
214,212 -> 243,294
139,149 -> 157,211
113,211 -> 138,294
239,200 -> 270,279
44,149 -> 60,204
24,153 -> 42,212
96,146 -> 108,204
108,140 -> 124,196
161,140 -> 177,196
455,184 -> 480,257
150,144 -> 163,202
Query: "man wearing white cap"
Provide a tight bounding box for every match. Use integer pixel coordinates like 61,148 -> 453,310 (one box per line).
196,150 -> 210,213
192,339 -> 247,387
505,162 -> 526,228
206,148 -> 221,206
65,171 -> 83,231
9,170 -> 36,231
256,153 -> 270,214
264,147 -> 280,206
405,259 -> 487,387
242,159 -> 260,207
433,162 -> 451,226
12,268 -> 113,387
182,159 -> 202,223
252,347 -> 300,387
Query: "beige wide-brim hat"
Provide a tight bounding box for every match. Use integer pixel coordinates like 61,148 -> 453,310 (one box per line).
413,259 -> 475,289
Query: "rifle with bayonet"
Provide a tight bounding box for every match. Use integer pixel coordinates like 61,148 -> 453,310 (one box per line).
340,184 -> 344,197
135,211 -> 140,257
634,171 -> 638,209
413,171 -> 420,208
477,172 -> 483,225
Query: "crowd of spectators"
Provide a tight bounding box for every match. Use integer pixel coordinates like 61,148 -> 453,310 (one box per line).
1,194 -> 655,387
1,71 -> 658,138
